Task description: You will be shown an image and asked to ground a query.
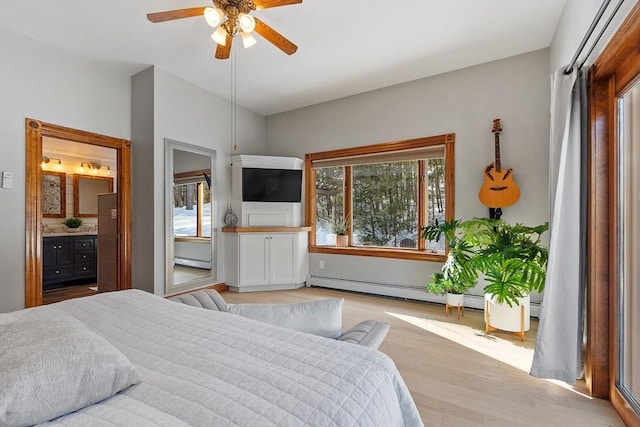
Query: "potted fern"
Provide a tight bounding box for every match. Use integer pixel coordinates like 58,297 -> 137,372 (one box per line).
463,218 -> 548,339
423,218 -> 548,337
421,219 -> 478,308
462,218 -> 548,306
62,217 -> 83,231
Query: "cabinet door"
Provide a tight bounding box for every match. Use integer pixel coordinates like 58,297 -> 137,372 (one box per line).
269,233 -> 296,284
74,237 -> 95,252
42,238 -> 57,268
55,237 -> 74,265
239,234 -> 270,287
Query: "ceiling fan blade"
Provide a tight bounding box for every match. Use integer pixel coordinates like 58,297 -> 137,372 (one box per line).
215,35 -> 233,60
254,0 -> 302,10
147,7 -> 206,23
254,18 -> 298,55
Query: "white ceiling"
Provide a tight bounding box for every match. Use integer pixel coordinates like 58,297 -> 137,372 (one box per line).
43,137 -> 117,168
0,0 -> 567,116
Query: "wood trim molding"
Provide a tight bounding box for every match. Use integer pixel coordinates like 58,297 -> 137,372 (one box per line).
118,139 -> 132,291
445,133 -> 455,224
417,160 -> 427,251
25,120 -> 43,308
72,174 -> 114,218
309,245 -> 446,262
306,133 -> 453,161
304,133 -> 454,260
222,226 -> 311,233
304,157 -> 316,246
343,166 -> 353,246
173,169 -> 211,179
586,73 -> 614,399
25,118 -> 132,306
587,2 -> 640,423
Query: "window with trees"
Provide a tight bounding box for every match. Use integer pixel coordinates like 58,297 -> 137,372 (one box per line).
305,134 -> 454,261
173,171 -> 212,238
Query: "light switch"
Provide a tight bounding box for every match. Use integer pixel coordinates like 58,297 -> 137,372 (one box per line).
110,208 -> 117,219
1,171 -> 13,189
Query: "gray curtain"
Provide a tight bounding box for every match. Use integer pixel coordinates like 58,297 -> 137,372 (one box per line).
530,67 -> 585,383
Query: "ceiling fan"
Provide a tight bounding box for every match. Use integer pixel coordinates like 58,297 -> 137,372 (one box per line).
147,0 -> 301,60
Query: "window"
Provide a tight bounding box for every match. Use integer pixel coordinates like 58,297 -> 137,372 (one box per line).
173,171 -> 212,238
618,80 -> 640,414
589,3 -> 640,424
305,134 -> 454,261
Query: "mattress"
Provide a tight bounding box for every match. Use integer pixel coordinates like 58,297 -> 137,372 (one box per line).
29,290 -> 423,426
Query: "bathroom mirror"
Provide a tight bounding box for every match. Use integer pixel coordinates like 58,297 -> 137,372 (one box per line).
165,139 -> 217,295
73,174 -> 114,217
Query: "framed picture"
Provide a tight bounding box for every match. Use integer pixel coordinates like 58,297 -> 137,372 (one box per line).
42,171 -> 66,218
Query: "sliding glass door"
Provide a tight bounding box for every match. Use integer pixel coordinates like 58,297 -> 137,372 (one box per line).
588,3 -> 640,424
618,81 -> 640,412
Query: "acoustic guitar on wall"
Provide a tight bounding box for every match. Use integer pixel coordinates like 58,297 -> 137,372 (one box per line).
478,118 -> 520,209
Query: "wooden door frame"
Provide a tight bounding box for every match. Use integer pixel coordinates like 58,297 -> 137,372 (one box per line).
587,3 -> 640,425
25,118 -> 132,307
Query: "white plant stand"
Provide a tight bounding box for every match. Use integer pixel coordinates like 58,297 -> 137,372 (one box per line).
484,294 -> 530,341
445,293 -> 465,320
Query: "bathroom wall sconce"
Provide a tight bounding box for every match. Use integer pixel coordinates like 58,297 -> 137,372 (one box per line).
87,162 -> 101,174
41,156 -> 63,170
79,162 -> 111,175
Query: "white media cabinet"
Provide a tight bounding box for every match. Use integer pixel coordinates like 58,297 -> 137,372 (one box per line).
225,155 -> 308,292
223,227 -> 309,292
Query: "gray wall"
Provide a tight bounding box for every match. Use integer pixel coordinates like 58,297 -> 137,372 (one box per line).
0,27 -> 131,312
173,150 -> 213,174
131,67 -> 156,294
0,28 -> 267,311
132,66 -> 266,296
266,49 -> 551,304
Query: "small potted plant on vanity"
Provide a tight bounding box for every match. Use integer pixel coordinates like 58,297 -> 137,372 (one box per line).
333,218 -> 349,247
422,219 -> 478,313
63,217 -> 83,232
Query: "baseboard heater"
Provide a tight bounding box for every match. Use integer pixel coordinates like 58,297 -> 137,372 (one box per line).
307,275 -> 540,318
174,257 -> 211,270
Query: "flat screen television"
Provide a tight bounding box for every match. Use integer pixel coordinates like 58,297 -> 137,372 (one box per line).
242,168 -> 302,202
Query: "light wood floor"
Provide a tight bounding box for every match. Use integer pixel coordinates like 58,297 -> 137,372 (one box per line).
223,287 -> 624,427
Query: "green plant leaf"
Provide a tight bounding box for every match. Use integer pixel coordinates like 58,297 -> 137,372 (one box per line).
425,217 -> 549,305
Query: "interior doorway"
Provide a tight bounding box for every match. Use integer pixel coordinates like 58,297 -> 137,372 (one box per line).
25,118 -> 132,307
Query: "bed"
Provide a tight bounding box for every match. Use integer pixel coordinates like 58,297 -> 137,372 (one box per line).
0,290 -> 423,426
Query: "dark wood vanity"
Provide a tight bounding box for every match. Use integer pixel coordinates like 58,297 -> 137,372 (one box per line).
43,234 -> 97,290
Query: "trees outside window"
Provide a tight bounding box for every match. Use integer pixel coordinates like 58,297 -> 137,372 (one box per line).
306,134 -> 454,261
173,179 -> 211,238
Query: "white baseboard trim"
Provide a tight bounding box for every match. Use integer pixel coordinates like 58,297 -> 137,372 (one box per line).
228,282 -> 305,293
307,275 -> 540,318
174,257 -> 211,270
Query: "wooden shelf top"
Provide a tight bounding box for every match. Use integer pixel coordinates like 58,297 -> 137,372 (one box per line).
222,226 -> 311,233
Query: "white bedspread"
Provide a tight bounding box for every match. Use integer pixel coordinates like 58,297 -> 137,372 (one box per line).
34,290 -> 423,426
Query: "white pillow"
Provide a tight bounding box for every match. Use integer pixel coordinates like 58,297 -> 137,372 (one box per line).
0,310 -> 141,427
228,298 -> 344,338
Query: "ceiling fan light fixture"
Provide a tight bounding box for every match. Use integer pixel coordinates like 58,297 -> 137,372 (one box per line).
241,31 -> 257,48
212,26 -> 228,46
204,7 -> 224,27
238,13 -> 256,33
